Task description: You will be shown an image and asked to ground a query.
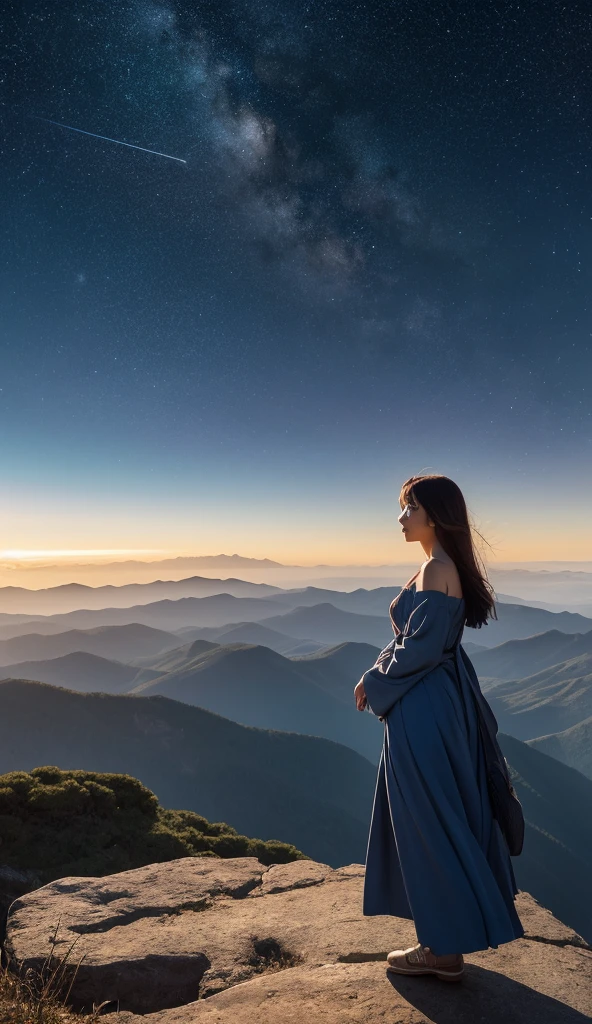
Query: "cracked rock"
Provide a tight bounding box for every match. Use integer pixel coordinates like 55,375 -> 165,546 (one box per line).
4,856 -> 591,1017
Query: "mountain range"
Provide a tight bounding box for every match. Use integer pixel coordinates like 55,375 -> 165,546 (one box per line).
0,623 -> 181,666
173,620 -> 325,655
0,651 -> 161,693
1,587 -> 590,652
475,636 -> 592,741
128,641 -> 383,761
0,575 -> 283,616
472,627 -> 592,679
0,638 -> 383,761
3,609 -> 592,761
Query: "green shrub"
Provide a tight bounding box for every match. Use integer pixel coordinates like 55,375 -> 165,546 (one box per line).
0,767 -> 307,885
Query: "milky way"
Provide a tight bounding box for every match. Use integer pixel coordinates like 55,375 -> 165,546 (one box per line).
1,0 -> 591,559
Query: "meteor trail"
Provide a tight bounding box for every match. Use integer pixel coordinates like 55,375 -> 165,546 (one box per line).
32,116 -> 187,164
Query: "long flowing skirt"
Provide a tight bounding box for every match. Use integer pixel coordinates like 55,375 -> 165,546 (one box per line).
362,660 -> 525,955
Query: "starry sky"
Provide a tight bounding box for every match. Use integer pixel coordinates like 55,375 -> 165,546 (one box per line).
1,0 -> 591,566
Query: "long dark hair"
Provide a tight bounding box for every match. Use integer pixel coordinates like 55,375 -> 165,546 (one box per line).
400,473 -> 497,630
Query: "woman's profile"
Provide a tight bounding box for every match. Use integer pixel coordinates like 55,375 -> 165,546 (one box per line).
353,473 -> 525,982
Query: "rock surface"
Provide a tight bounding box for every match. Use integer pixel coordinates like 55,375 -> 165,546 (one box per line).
4,856 -> 592,1022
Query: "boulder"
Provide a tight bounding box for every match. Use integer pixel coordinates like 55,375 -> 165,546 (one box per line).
4,856 -> 591,1021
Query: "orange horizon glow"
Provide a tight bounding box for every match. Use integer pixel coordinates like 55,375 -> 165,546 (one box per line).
0,538 -> 591,566
0,549 -> 168,560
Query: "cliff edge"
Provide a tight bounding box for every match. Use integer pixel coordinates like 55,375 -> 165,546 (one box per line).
4,856 -> 592,1022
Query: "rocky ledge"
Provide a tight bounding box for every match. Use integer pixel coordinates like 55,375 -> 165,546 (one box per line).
4,857 -> 592,1023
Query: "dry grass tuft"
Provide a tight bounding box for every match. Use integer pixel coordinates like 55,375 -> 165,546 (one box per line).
0,918 -> 111,1024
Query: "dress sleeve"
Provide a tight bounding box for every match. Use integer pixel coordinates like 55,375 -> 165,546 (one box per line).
372,636 -> 397,668
362,591 -> 455,719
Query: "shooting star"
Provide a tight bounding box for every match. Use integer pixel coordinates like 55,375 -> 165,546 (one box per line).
32,116 -> 187,164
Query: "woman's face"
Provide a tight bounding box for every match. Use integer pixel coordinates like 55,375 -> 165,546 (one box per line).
398,494 -> 434,540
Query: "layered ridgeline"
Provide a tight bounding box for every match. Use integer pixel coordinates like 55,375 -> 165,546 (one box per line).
2,623 -> 592,761
473,629 -> 592,740
1,581 -> 591,646
2,565 -> 589,614
0,651 -> 162,693
0,624 -> 184,663
527,716 -> 592,781
0,641 -> 383,761
1,679 -> 591,943
0,575 -> 284,616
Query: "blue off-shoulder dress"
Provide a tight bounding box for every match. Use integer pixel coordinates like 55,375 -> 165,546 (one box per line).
361,582 -> 525,956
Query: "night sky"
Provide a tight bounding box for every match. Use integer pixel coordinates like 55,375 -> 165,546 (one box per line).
1,0 -> 591,564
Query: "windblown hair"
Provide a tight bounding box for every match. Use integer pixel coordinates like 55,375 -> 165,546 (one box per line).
400,474 -> 497,630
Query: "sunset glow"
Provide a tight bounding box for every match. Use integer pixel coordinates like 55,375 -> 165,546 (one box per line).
0,549 -> 168,560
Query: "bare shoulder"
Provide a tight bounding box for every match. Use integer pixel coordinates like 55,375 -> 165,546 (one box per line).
416,557 -> 463,598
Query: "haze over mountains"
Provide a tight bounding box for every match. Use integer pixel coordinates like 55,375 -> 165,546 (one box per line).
1,571 -> 592,756
0,651 -> 161,694
174,621 -> 324,656
3,556 -> 592,613
472,629 -> 592,680
471,630 -> 592,742
129,641 -> 383,762
0,623 -> 182,666
0,638 -> 383,760
0,576 -> 282,616
1,571 -> 592,730
484,661 -> 592,741
1,579 -> 591,649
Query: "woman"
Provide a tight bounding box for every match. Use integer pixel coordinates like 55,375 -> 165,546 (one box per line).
353,473 -> 525,982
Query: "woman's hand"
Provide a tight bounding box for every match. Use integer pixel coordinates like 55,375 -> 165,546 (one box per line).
354,678 -> 367,711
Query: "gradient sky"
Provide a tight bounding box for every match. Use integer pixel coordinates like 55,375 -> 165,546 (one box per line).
1,0 -> 591,565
